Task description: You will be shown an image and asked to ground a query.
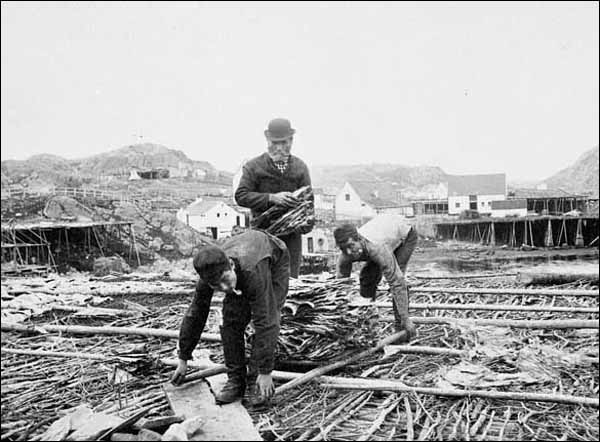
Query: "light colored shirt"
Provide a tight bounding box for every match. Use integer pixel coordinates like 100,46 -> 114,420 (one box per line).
358,214 -> 412,251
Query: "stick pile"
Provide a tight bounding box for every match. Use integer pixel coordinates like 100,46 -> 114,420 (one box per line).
270,278 -> 380,362
251,186 -> 314,236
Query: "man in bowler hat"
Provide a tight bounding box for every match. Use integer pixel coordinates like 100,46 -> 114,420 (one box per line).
235,118 -> 314,278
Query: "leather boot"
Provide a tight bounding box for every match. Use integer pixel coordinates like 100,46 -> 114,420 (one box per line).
392,284 -> 410,342
215,326 -> 246,404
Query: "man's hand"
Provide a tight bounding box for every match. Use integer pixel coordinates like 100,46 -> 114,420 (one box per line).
171,359 -> 188,386
403,318 -> 417,341
297,216 -> 315,234
269,192 -> 299,208
256,373 -> 275,400
395,317 -> 417,343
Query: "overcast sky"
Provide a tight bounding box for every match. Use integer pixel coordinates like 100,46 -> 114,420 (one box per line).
1,1 -> 598,181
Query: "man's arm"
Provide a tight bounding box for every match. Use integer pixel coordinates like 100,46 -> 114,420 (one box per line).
297,163 -> 315,234
336,253 -> 353,278
235,164 -> 271,212
246,262 -> 281,375
177,280 -> 214,361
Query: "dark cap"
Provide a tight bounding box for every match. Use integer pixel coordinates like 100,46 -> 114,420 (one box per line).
333,224 -> 359,246
264,118 -> 295,141
193,245 -> 229,285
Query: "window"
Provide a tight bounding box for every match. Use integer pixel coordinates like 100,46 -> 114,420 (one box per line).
307,237 -> 314,253
345,194 -> 350,201
217,213 -> 220,218
481,202 -> 485,207
455,202 -> 460,208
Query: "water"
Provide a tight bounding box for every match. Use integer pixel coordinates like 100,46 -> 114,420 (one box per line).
413,252 -> 599,275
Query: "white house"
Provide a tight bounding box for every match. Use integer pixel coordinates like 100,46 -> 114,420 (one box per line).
128,170 -> 141,180
335,181 -> 410,221
177,199 -> 249,240
301,227 -> 334,254
490,199 -> 528,218
447,174 -> 506,215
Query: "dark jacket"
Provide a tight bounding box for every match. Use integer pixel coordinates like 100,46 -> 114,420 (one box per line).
178,230 -> 289,374
235,153 -> 312,220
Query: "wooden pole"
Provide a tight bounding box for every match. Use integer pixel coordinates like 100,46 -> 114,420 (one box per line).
490,222 -> 495,247
575,219 -> 584,247
361,301 -> 599,314
163,364 -> 600,408
0,322 -> 219,342
274,331 -> 407,396
510,221 -> 516,248
529,219 -> 535,247
65,227 -> 70,258
1,347 -> 142,363
544,218 -> 554,247
129,224 -> 141,267
411,317 -> 598,329
409,287 -> 598,297
562,219 -> 568,246
317,378 -> 598,408
413,272 -> 515,279
92,226 -> 105,257
3,318 -> 596,348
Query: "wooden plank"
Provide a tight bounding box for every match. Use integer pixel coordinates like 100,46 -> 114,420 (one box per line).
163,378 -> 261,441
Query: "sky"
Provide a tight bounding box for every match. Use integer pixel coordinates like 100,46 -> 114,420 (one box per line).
1,1 -> 598,181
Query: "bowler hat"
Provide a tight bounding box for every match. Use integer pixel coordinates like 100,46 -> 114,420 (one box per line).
264,118 -> 295,141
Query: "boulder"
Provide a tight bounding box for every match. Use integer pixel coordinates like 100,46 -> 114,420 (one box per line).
110,433 -> 138,442
44,196 -> 96,221
93,256 -> 131,276
137,429 -> 162,441
149,237 -> 164,251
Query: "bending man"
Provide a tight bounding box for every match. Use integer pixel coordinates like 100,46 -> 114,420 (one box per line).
334,214 -> 418,342
171,230 -> 289,404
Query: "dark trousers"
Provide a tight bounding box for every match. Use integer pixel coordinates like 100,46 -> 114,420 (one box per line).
359,228 -> 418,322
220,254 -> 289,382
278,232 -> 302,278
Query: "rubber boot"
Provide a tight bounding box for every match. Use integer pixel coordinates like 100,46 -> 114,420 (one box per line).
215,326 -> 246,404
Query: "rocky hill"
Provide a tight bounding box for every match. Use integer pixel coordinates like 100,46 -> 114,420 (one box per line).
1,143 -> 232,188
543,145 -> 599,197
311,163 -> 448,195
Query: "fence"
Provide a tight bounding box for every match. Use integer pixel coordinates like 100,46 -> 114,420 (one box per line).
1,185 -> 228,203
